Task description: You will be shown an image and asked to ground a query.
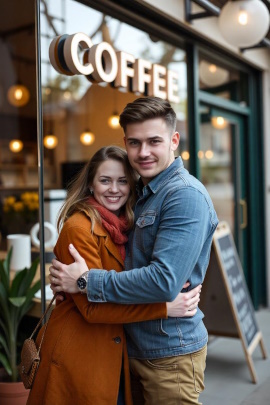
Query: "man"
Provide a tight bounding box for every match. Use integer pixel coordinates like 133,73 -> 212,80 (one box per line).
50,97 -> 218,404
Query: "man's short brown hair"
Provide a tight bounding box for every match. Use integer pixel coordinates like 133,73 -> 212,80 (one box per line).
119,97 -> 177,134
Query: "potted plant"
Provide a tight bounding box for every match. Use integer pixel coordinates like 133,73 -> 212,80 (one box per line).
0,248 -> 40,405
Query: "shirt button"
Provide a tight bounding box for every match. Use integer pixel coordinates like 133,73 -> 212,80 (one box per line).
94,294 -> 99,300
113,336 -> 121,344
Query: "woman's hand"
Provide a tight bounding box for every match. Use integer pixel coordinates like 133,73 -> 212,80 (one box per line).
166,283 -> 202,317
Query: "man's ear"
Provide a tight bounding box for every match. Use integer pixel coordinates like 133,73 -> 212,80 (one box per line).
171,132 -> 180,151
123,136 -> 126,146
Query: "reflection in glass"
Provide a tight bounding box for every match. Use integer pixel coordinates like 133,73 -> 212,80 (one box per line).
199,108 -> 234,233
199,53 -> 248,105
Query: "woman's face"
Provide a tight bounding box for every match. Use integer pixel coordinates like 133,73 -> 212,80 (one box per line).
91,159 -> 130,215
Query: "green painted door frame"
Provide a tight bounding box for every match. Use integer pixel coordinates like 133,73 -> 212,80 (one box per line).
186,44 -> 266,308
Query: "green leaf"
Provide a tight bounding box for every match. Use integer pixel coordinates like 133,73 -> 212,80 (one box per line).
8,297 -> 27,307
19,279 -> 41,319
16,258 -> 39,297
0,352 -> 12,376
0,333 -> 10,357
0,283 -> 10,324
0,318 -> 9,342
9,268 -> 28,297
0,250 -> 11,293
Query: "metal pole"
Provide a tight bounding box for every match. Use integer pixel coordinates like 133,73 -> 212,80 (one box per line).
35,0 -> 46,318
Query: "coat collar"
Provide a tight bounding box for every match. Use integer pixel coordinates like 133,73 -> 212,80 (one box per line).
86,214 -> 124,267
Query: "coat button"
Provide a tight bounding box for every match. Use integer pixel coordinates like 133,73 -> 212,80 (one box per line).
94,294 -> 99,300
113,336 -> 121,344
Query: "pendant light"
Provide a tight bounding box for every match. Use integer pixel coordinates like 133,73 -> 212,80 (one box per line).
108,112 -> 120,129
9,139 -> 24,153
80,87 -> 95,145
7,84 -> 30,107
44,87 -> 58,149
199,61 -> 229,87
80,130 -> 95,145
211,116 -> 228,130
7,59 -> 30,107
108,88 -> 120,129
219,0 -> 270,48
44,135 -> 58,149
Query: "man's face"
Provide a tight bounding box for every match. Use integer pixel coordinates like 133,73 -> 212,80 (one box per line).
124,118 -> 180,185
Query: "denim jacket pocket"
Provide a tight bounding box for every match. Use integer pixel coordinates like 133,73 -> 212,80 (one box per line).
135,211 -> 157,254
136,212 -> 156,228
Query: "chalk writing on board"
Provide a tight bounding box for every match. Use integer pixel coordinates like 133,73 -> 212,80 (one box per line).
218,234 -> 258,346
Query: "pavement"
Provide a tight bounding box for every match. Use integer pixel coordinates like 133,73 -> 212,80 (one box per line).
200,309 -> 270,405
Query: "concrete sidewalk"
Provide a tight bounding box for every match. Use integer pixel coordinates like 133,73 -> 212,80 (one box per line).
200,309 -> 270,405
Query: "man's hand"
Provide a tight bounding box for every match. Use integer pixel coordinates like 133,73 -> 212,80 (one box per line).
49,244 -> 89,297
166,283 -> 202,317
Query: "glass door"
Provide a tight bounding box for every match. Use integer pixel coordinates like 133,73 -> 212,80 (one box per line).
199,105 -> 248,277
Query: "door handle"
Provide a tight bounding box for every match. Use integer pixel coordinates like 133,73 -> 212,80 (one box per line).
239,199 -> 248,229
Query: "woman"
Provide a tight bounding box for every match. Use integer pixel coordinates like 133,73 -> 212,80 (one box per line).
27,146 -> 200,405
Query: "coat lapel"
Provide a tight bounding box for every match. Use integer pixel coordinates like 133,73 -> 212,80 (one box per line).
104,236 -> 124,267
92,220 -> 124,268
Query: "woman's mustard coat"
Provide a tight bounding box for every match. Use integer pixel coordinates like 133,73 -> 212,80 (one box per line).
27,212 -> 167,405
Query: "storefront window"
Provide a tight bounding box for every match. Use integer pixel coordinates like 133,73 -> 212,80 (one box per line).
0,0 -> 38,246
0,0 -> 187,245
40,0 -> 188,188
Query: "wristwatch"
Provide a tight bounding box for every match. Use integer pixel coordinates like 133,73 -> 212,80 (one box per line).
77,271 -> 89,293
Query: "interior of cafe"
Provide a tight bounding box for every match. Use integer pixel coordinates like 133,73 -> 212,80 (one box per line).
0,0 -> 189,248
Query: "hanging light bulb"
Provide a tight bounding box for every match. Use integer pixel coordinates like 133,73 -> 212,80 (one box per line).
9,139 -> 24,153
44,135 -> 58,149
80,130 -> 95,145
108,112 -> 120,129
7,84 -> 30,107
211,116 -> 228,130
219,0 -> 270,48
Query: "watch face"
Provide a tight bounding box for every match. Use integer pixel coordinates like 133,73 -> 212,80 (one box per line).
77,277 -> 87,290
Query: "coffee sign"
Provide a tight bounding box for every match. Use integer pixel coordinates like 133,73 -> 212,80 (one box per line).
49,33 -> 180,103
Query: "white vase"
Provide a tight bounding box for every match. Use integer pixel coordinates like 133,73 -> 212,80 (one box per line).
7,234 -> 31,271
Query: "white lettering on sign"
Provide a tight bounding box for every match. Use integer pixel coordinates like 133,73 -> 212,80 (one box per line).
49,33 -> 180,103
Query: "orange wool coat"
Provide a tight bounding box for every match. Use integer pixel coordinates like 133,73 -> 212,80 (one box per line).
27,212 -> 167,405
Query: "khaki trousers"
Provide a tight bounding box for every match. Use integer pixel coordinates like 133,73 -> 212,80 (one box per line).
129,345 -> 207,405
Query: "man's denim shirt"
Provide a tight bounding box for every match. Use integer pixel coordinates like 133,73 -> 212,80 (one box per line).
87,157 -> 218,359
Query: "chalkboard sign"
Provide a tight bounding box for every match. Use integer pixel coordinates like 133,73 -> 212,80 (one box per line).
216,231 -> 258,347
200,222 -> 267,383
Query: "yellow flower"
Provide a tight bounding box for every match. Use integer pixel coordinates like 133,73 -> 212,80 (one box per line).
21,192 -> 39,203
26,202 -> 39,211
4,196 -> 16,206
14,202 -> 24,212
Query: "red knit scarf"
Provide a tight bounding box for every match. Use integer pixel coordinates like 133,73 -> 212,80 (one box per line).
88,197 -> 128,261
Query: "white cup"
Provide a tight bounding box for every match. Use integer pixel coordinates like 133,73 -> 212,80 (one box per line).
7,234 -> 31,271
